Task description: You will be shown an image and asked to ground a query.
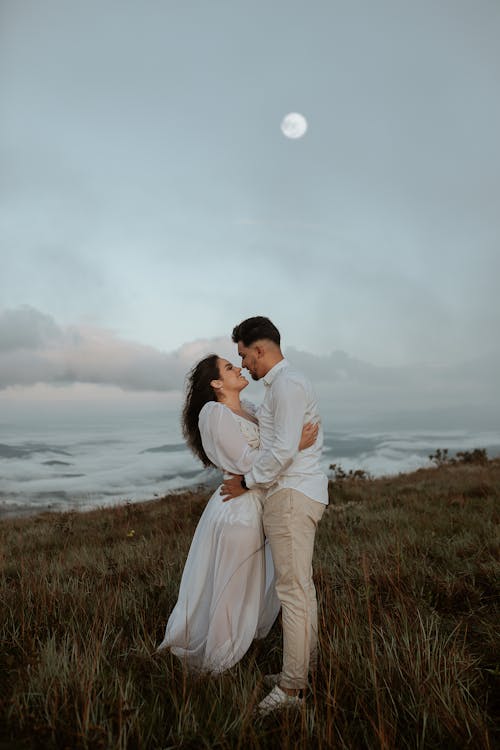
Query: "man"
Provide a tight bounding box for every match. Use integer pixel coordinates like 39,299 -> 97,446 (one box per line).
221,316 -> 329,716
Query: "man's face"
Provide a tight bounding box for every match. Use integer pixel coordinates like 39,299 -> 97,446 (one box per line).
237,341 -> 261,381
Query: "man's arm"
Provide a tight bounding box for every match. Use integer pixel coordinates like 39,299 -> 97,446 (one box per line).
245,377 -> 307,488
220,380 -> 312,501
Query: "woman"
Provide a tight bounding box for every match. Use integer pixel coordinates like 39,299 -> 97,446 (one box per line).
157,354 -> 318,673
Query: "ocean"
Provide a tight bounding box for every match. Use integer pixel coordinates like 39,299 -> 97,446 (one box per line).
1,401 -> 499,519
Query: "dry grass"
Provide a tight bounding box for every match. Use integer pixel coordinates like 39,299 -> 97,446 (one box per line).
1,460 -> 499,749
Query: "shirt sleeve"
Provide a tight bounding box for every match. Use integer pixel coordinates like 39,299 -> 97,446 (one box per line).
199,402 -> 259,475
244,377 -> 307,488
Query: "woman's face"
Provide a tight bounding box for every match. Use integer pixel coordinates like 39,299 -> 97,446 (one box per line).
213,358 -> 248,395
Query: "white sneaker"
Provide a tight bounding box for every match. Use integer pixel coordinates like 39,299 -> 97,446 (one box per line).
257,685 -> 304,717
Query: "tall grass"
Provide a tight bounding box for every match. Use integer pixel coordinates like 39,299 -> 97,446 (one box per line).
1,460 -> 499,748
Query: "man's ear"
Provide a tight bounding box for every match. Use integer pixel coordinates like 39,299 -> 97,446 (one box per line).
254,344 -> 265,359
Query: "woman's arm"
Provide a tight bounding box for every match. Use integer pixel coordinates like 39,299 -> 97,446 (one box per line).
199,403 -> 259,475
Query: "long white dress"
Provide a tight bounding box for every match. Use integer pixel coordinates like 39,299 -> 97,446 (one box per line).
157,400 -> 280,673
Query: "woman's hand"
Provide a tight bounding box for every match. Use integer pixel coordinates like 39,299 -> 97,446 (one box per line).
299,421 -> 319,451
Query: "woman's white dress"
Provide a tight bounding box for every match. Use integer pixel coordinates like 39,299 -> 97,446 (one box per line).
157,400 -> 280,673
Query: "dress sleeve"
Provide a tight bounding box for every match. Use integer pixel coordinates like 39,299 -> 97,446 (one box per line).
199,402 -> 259,475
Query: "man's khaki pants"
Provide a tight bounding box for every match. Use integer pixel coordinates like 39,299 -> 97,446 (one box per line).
263,488 -> 325,690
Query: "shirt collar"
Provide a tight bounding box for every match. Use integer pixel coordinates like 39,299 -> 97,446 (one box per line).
262,358 -> 289,387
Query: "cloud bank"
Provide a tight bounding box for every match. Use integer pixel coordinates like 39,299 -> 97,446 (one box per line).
0,306 -> 235,392
1,307 -> 499,429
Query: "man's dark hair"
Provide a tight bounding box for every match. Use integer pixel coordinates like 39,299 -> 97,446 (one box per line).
231,316 -> 281,347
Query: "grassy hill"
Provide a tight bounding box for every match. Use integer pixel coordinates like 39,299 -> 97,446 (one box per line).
1,458 -> 499,749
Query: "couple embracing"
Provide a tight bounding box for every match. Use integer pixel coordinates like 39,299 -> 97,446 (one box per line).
158,316 -> 328,716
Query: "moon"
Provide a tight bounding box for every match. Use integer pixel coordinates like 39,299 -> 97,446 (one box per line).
280,112 -> 308,139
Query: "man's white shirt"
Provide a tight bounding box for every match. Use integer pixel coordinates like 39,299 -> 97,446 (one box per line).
244,359 -> 329,505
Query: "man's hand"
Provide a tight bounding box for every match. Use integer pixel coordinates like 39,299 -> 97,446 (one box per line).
299,421 -> 319,451
220,474 -> 246,502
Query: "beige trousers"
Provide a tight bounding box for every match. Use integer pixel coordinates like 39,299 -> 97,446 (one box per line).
263,488 -> 325,690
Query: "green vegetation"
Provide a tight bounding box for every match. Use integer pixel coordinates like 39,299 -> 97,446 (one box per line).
1,458 -> 499,749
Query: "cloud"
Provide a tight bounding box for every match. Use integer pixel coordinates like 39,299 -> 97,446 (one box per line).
0,307 -> 64,352
286,344 -> 500,427
1,307 -> 499,431
0,306 -> 234,391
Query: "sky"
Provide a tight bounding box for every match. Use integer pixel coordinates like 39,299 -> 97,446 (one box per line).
1,0 -> 499,426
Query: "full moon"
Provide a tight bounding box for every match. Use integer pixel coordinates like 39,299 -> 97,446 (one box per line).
280,112 -> 308,139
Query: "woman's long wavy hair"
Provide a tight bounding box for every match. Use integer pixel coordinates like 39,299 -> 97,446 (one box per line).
182,354 -> 221,467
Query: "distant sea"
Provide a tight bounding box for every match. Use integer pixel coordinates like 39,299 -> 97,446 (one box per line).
1,405 -> 500,519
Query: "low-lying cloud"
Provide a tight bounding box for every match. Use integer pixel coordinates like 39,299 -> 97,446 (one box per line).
1,307 -> 499,429
0,306 -> 234,392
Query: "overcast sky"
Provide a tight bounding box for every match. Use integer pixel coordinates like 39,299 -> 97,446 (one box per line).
1,1 -> 499,421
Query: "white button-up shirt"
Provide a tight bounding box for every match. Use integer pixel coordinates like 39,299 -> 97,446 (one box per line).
244,359 -> 329,505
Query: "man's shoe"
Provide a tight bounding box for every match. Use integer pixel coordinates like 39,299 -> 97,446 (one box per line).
263,672 -> 282,688
257,685 -> 304,717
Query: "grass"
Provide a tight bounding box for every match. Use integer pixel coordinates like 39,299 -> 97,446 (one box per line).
1,459 -> 499,749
